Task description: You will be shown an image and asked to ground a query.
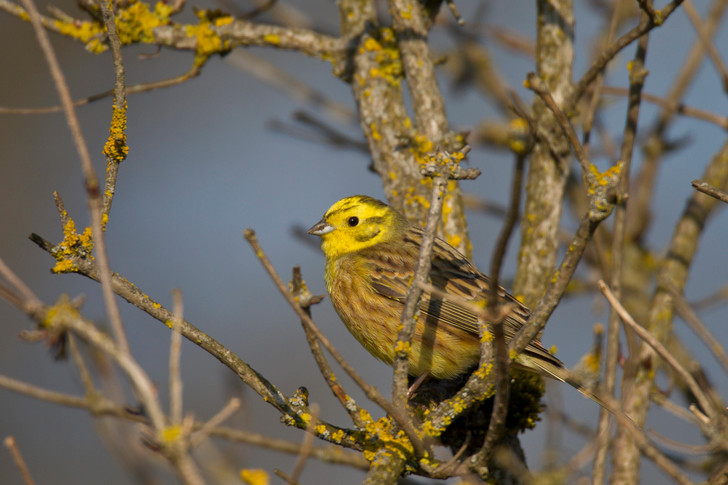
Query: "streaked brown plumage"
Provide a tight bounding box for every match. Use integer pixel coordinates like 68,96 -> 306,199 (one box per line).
308,195 -> 567,381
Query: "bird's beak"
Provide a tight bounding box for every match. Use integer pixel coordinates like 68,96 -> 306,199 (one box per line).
307,219 -> 334,236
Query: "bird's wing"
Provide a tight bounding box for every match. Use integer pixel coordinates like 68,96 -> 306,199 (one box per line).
367,229 -> 563,370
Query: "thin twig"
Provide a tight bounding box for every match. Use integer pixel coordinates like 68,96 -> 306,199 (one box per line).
581,0 -> 622,160
475,153 -> 525,460
568,0 -> 684,110
269,111 -> 367,152
68,334 -> 96,396
594,28 -> 649,485
691,283 -> 728,310
598,281 -> 722,434
0,260 -> 41,306
600,86 -> 728,130
4,437 -> 36,485
683,0 -> 728,92
273,470 -> 299,485
0,0 -> 63,33
189,398 -> 241,448
0,374 -> 122,415
289,267 -> 365,428
647,428 -> 717,455
0,66 -> 202,115
97,0 -> 128,219
691,179 -> 728,204
526,73 -> 593,188
444,0 -> 464,25
288,403 -> 319,484
650,392 -> 704,427
670,285 -> 728,376
392,171 -> 447,410
228,51 -> 355,123
170,289 -> 184,426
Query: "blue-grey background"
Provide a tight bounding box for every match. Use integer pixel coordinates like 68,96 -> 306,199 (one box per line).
1,2 -> 727,483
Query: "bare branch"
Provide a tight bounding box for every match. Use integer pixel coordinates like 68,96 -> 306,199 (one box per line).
599,281 -> 722,432
392,165 -> 447,412
189,398 -> 241,448
4,437 -> 36,485
568,0 -> 684,110
288,403 -> 319,484
692,179 -> 728,204
683,0 -> 728,92
170,289 -> 184,426
671,286 -> 728,376
595,29 -> 650,485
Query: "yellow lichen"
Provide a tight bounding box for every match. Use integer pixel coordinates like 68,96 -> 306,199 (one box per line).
52,259 -> 77,273
393,340 -> 411,353
159,425 -> 182,443
446,234 -> 461,249
401,5 -> 413,19
54,19 -> 106,53
508,117 -> 530,154
52,217 -> 94,273
480,329 -> 493,343
412,134 -> 434,160
240,469 -> 269,485
214,16 -> 234,27
42,295 -> 81,329
116,1 -> 173,44
103,101 -> 128,162
588,162 -> 622,187
362,28 -> 402,86
185,11 -> 231,66
370,122 -> 381,141
330,429 -> 345,442
363,37 -> 381,52
47,1 -> 175,53
263,33 -> 280,45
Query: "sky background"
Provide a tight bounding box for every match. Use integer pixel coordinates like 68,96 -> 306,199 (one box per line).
1,1 -> 728,484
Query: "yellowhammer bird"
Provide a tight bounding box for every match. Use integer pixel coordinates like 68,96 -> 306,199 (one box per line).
307,195 -> 569,383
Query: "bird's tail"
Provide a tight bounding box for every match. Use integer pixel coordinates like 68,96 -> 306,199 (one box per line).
525,356 -> 617,414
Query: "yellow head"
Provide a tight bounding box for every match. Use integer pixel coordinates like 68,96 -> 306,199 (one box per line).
307,195 -> 408,259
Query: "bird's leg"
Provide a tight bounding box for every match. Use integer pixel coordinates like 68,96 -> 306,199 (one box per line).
407,373 -> 429,399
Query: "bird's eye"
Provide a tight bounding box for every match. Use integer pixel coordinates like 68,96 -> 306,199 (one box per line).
348,216 -> 359,227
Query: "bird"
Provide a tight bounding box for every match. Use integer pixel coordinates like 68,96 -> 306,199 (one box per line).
307,195 -> 571,384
